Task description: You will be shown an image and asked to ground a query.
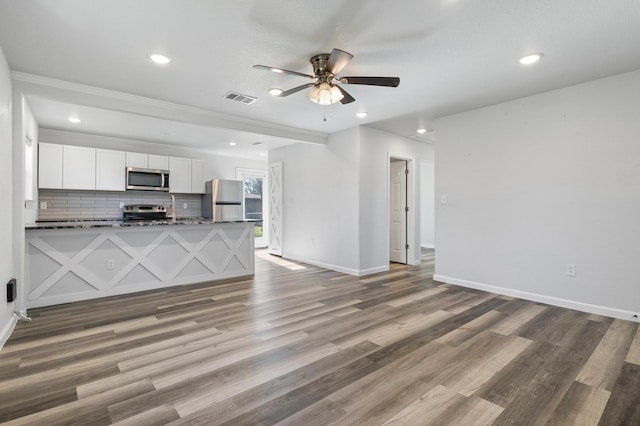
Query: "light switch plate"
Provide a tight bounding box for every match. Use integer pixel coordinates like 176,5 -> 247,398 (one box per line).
183,203 -> 188,209
40,201 -> 47,209
566,264 -> 576,277
440,195 -> 448,204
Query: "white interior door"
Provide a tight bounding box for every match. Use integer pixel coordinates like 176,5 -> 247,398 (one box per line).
390,159 -> 407,263
269,162 -> 283,256
236,168 -> 268,248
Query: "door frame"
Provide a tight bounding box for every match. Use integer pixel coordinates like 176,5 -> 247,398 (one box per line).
267,162 -> 283,256
389,159 -> 408,264
387,154 -> 418,266
235,167 -> 268,248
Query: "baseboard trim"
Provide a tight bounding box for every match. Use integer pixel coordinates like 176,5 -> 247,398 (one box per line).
433,274 -> 640,323
0,315 -> 17,351
359,265 -> 390,276
283,255 -> 388,277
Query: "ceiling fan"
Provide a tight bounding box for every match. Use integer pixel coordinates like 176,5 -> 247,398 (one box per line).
253,48 -> 400,105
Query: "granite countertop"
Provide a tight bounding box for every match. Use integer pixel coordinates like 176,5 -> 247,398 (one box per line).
26,218 -> 255,230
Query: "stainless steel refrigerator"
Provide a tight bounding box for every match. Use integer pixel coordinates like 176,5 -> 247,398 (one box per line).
202,179 -> 244,222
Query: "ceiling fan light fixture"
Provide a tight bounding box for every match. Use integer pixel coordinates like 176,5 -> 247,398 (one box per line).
307,82 -> 344,105
268,88 -> 283,96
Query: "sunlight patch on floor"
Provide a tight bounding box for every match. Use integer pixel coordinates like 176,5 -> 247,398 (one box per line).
256,250 -> 307,270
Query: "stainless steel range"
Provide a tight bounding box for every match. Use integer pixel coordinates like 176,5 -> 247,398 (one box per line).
123,204 -> 168,221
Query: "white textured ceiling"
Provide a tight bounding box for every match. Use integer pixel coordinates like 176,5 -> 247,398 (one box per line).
1,0 -> 639,156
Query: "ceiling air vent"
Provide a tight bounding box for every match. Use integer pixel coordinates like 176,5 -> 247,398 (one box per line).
225,92 -> 258,105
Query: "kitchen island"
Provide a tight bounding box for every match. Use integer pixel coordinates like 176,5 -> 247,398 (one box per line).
25,219 -> 255,308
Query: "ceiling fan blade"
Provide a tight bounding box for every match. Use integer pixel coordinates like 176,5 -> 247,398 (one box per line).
279,83 -> 315,97
339,76 -> 400,87
326,49 -> 353,76
253,64 -> 315,79
337,86 -> 355,104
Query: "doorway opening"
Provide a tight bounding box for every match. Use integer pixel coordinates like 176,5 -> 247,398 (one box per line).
236,168 -> 268,248
389,157 -> 412,265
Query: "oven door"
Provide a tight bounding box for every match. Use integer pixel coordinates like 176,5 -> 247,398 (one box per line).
126,167 -> 170,191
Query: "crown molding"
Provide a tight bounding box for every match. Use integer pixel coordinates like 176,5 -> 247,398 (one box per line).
11,71 -> 328,145
37,128 -> 266,161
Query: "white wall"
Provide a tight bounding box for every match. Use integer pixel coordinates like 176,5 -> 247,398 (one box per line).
269,126 -> 435,275
359,126 -> 434,271
11,93 -> 37,320
269,128 -> 361,274
37,129 -> 267,182
434,69 -> 640,320
0,47 -> 15,348
23,101 -> 38,225
420,160 -> 435,248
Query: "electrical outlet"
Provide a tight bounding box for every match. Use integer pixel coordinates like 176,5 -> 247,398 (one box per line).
566,263 -> 576,277
6,278 -> 16,303
40,201 -> 47,209
440,195 -> 448,205
107,259 -> 115,270
183,203 -> 188,209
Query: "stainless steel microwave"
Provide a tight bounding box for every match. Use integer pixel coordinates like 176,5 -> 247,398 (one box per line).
126,167 -> 170,191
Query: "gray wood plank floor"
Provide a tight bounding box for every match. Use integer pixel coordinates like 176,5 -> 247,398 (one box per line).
1,249 -> 639,425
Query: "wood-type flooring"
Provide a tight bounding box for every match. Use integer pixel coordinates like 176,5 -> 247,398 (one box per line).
1,249 -> 639,425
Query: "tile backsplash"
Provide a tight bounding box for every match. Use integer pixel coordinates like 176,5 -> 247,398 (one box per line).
38,189 -> 202,221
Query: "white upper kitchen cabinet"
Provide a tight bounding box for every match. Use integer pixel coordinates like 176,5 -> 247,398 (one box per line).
63,145 -> 96,190
191,159 -> 205,194
169,156 -> 191,193
38,142 -> 63,189
125,152 -> 148,168
96,149 -> 125,191
148,154 -> 169,170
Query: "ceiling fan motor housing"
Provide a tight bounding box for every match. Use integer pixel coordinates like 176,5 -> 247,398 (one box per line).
310,53 -> 332,81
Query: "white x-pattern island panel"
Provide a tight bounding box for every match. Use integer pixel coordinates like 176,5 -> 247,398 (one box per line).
25,222 -> 255,308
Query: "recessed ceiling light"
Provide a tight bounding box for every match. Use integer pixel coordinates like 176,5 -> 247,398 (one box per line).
228,141 -> 237,146
271,68 -> 284,73
68,116 -> 80,123
519,53 -> 543,65
149,53 -> 172,65
417,128 -> 427,134
259,153 -> 266,157
268,88 -> 283,96
356,112 -> 368,118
